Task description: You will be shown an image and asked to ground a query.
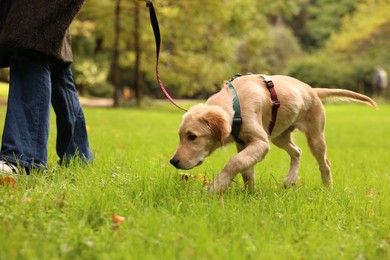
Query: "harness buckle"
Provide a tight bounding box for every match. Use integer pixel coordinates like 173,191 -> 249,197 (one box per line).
266,81 -> 274,89
233,117 -> 242,123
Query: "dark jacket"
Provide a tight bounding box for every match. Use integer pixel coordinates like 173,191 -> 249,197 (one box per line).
0,0 -> 84,68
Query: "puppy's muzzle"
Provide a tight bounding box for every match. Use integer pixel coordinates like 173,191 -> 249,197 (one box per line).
170,157 -> 180,168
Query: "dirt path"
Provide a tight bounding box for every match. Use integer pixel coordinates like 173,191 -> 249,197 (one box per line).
0,97 -> 113,107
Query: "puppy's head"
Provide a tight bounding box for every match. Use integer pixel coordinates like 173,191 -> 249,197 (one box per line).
170,104 -> 231,170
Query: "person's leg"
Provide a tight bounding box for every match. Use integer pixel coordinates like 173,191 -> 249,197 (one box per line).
0,50 -> 51,171
50,59 -> 93,165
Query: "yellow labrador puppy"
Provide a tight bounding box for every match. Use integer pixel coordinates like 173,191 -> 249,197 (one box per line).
170,74 -> 376,192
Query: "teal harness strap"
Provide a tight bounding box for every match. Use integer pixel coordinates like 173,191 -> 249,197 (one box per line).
228,81 -> 245,146
227,73 -> 279,146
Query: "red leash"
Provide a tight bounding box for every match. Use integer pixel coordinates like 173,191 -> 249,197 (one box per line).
146,0 -> 187,112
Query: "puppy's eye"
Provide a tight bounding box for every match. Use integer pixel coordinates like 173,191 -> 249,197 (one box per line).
188,134 -> 197,141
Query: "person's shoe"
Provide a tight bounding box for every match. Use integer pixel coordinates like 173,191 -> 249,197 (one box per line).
0,160 -> 19,174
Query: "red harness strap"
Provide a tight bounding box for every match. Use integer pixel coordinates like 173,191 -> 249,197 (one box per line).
260,75 -> 280,136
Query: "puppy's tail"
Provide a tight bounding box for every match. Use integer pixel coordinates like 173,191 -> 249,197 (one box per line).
314,88 -> 377,108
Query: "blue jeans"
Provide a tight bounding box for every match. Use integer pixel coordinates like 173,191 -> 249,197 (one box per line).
0,50 -> 93,171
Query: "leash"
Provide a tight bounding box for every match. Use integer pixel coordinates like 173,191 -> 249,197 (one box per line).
145,0 -> 187,112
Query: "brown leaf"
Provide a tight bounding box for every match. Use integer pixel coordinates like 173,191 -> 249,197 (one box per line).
180,173 -> 191,181
112,214 -> 125,231
180,173 -> 209,186
0,176 -> 17,189
197,174 -> 209,186
112,214 -> 125,225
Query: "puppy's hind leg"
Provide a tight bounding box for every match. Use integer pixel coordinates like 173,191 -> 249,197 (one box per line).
271,128 -> 302,186
302,108 -> 333,188
306,131 -> 332,188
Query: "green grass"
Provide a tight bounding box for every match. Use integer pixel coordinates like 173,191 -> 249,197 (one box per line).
0,82 -> 9,99
0,102 -> 389,259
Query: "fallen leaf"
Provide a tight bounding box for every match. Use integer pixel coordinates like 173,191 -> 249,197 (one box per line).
180,173 -> 209,186
197,174 -> 209,186
112,214 -> 125,232
112,214 -> 125,225
180,173 -> 191,181
0,176 -> 17,189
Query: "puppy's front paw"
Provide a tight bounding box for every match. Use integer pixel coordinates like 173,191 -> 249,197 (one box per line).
207,181 -> 218,193
283,175 -> 299,187
207,178 -> 230,193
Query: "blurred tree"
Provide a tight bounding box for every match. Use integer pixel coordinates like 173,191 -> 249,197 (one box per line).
289,0 -> 390,94
72,0 -> 115,98
133,0 -> 142,106
326,0 -> 390,54
72,0 -> 302,99
153,0 -> 274,97
290,0 -> 358,51
71,8 -> 112,97
68,0 -> 389,101
111,0 -> 121,107
264,24 -> 302,74
307,0 -> 357,48
263,0 -> 309,22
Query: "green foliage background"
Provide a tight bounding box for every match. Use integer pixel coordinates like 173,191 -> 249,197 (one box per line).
70,0 -> 390,98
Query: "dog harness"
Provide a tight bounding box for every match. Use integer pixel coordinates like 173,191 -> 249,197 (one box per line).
228,74 -> 280,145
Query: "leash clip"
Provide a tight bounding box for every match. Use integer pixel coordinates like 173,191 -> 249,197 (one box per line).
145,0 -> 152,7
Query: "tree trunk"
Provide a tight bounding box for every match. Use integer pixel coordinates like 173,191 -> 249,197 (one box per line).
134,1 -> 142,106
111,0 -> 121,107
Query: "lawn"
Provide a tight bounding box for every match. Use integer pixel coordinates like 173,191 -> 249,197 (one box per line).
0,100 -> 389,259
0,82 -> 9,99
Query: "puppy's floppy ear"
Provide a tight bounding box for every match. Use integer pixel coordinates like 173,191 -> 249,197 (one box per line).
202,108 -> 231,145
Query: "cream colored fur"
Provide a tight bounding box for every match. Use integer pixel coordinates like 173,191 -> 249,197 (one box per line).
170,74 -> 377,192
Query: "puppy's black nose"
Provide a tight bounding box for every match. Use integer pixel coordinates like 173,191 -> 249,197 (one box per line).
170,157 -> 180,167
